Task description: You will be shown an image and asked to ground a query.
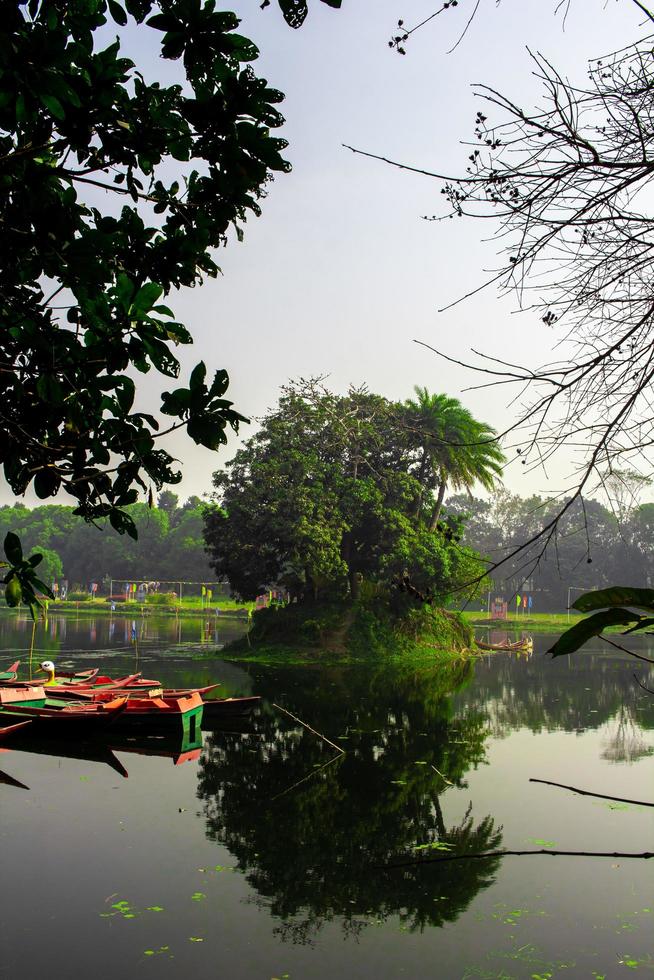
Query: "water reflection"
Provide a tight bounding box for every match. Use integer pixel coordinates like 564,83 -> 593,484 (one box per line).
197,660 -> 503,942
458,637 -> 654,735
0,726 -> 203,788
0,610 -> 246,660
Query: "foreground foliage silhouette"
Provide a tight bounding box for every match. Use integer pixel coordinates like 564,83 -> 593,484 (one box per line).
1,0 -> 291,610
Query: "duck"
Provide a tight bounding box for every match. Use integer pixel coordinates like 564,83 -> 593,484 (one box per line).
39,660 -> 57,686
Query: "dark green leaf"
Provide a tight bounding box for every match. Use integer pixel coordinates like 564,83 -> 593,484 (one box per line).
4,533 -> 23,565
549,608 -> 641,657
34,470 -> 61,499
209,369 -> 230,397
573,586 -> 654,613
40,93 -> 66,120
108,0 -> 128,26
109,509 -> 138,539
131,282 -> 164,314
189,362 -> 206,391
31,578 -> 55,599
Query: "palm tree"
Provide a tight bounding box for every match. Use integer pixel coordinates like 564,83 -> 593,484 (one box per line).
405,387 -> 505,530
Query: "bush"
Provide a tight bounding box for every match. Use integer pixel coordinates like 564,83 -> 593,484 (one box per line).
67,590 -> 92,601
145,592 -> 179,606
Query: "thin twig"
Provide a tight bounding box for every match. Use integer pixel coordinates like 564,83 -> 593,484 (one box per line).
530,777 -> 654,808
431,764 -> 453,785
270,753 -> 344,803
379,848 -> 654,870
272,703 -> 346,755
601,635 -> 654,663
633,672 -> 654,695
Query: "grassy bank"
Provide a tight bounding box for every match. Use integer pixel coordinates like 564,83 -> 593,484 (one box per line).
461,611 -> 584,632
7,597 -> 253,620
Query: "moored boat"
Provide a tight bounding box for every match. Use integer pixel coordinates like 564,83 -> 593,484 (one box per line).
0,720 -> 32,740
0,688 -> 128,730
201,695 -> 261,721
80,690 -> 204,734
475,637 -> 533,653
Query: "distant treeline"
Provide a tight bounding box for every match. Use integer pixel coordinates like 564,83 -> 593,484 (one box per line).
0,492 -> 215,592
447,487 -> 654,611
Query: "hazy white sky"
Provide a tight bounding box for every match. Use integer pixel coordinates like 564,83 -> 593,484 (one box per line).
8,0 -> 649,507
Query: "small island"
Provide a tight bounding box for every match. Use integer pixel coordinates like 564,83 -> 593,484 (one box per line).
204,381 -> 502,659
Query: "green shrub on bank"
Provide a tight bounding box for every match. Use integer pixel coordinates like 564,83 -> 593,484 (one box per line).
348,597 -> 474,657
145,592 -> 179,606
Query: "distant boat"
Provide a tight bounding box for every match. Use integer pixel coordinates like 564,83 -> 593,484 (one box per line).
476,637 -> 533,654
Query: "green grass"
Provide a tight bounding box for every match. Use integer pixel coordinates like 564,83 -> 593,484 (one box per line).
461,610 -> 594,632
17,596 -> 254,619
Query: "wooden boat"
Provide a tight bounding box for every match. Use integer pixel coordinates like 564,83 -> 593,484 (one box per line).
0,661 -> 20,682
201,695 -> 261,722
476,637 -> 533,653
78,690 -> 204,734
36,663 -> 160,691
0,689 -> 128,730
45,667 -> 100,683
37,677 -> 164,700
0,720 -> 32,740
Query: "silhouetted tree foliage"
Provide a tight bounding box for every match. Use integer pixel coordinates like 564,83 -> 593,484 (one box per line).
1,1 -> 291,536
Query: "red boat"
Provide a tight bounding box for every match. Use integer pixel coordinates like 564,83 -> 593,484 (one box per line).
86,690 -> 204,733
0,720 -> 32,740
201,695 -> 261,721
0,689 -> 128,730
37,662 -> 161,692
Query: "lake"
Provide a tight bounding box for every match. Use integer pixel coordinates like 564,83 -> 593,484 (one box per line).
0,613 -> 652,979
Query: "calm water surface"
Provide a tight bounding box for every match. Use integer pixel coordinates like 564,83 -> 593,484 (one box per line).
0,613 -> 652,979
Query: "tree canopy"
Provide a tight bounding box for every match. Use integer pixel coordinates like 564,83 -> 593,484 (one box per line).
204,380 -> 501,602
446,483 -> 654,610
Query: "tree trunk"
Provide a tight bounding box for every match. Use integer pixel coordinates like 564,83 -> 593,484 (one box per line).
412,449 -> 429,520
429,478 -> 447,531
349,568 -> 361,602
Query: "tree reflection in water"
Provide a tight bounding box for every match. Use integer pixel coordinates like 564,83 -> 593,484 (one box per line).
197,659 -> 503,943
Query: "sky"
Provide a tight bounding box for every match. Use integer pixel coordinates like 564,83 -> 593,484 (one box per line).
5,0 -> 649,509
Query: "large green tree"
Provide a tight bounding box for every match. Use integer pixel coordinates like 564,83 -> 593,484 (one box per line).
204,380 -> 489,602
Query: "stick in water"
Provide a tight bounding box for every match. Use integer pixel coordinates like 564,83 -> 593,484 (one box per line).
379,848 -> 654,870
530,777 -> 654,808
273,703 -> 346,755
